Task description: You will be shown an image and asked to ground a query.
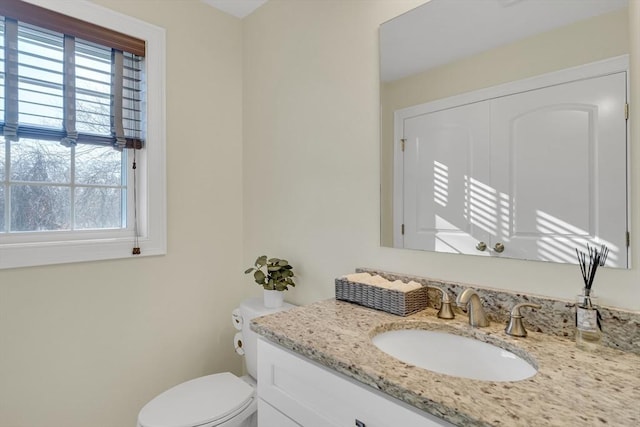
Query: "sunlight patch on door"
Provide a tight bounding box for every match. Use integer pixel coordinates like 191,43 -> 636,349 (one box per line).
433,160 -> 449,207
534,210 -> 619,265
467,176 -> 498,235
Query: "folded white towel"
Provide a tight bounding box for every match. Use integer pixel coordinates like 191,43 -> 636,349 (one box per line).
387,280 -> 405,290
346,273 -> 391,287
344,273 -> 422,291
403,281 -> 422,291
344,273 -> 372,283
386,280 -> 422,292
369,275 -> 391,287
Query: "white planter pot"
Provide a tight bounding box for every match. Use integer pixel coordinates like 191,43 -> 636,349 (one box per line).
263,289 -> 285,308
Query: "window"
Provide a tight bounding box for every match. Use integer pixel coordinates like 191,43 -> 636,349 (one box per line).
0,0 -> 166,269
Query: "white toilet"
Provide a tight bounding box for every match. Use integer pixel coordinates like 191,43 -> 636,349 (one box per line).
137,297 -> 293,427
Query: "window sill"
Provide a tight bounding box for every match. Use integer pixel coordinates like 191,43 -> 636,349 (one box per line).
0,233 -> 166,269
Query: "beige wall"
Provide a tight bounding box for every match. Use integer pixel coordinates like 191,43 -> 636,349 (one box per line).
380,8 -> 629,245
243,0 -> 639,313
0,1 -> 247,426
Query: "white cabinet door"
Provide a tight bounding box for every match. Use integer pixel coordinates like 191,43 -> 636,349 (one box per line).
399,67 -> 628,266
403,102 -> 492,254
491,72 -> 627,266
258,338 -> 453,427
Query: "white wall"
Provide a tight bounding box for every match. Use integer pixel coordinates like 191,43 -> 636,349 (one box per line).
0,1 -> 247,426
243,0 -> 640,311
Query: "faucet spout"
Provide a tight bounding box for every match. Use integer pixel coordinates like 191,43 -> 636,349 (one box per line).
456,288 -> 489,327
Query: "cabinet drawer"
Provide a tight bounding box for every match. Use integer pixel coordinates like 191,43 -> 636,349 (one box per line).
258,398 -> 301,427
257,338 -> 453,427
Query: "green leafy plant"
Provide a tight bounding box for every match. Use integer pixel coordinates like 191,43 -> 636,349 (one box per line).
244,255 -> 296,291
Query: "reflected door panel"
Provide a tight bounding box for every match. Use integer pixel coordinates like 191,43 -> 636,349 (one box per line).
491,72 -> 627,266
403,103 -> 491,253
392,58 -> 628,267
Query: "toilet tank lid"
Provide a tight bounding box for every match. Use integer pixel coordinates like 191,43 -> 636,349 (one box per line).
138,372 -> 254,427
239,297 -> 295,319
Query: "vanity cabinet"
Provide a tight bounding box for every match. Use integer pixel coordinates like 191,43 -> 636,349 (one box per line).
397,59 -> 628,266
257,338 -> 453,427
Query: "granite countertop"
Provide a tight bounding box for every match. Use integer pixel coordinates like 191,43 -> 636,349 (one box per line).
251,299 -> 640,427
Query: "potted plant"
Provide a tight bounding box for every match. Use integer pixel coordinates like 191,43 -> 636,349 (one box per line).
244,255 -> 296,308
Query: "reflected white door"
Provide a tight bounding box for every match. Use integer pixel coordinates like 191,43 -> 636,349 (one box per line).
403,102 -> 491,253
491,72 -> 627,267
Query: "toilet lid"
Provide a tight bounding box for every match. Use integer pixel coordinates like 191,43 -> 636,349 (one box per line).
138,372 -> 254,427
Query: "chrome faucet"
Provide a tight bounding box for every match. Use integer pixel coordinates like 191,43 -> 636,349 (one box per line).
456,288 -> 489,327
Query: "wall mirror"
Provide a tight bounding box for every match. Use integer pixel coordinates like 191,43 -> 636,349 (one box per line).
380,0 -> 630,268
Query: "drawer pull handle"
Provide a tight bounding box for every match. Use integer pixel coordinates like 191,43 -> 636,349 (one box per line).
355,420 -> 366,427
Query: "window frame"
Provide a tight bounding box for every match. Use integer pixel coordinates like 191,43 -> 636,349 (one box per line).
0,0 -> 166,269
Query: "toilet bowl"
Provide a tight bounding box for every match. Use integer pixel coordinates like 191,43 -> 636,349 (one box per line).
137,297 -> 294,427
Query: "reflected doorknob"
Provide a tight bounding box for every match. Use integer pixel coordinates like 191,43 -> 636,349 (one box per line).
494,242 -> 505,253
476,241 -> 487,252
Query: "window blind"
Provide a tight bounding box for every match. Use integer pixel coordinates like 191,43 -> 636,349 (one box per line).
0,11 -> 144,149
0,0 -> 145,56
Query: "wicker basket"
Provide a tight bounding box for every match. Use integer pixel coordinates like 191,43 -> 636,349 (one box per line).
334,277 -> 428,316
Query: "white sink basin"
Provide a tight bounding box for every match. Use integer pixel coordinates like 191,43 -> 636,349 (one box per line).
372,329 -> 537,382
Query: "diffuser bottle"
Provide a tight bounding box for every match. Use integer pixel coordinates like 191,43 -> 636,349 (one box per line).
575,244 -> 608,351
575,290 -> 602,350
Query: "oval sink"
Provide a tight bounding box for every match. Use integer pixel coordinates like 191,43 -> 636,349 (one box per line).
372,329 -> 537,382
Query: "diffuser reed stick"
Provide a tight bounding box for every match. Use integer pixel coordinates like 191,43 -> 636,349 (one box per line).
575,244 -> 608,308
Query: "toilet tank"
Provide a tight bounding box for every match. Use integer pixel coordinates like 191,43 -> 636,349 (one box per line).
239,297 -> 295,380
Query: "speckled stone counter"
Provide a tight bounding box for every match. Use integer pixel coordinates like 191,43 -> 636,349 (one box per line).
358,268 -> 640,354
251,299 -> 640,427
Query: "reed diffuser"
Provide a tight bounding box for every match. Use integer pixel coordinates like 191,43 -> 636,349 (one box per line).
574,244 -> 608,350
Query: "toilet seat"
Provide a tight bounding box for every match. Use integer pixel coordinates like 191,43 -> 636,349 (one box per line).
137,372 -> 255,427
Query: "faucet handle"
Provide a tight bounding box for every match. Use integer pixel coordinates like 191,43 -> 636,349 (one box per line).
426,285 -> 455,319
505,303 -> 541,337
